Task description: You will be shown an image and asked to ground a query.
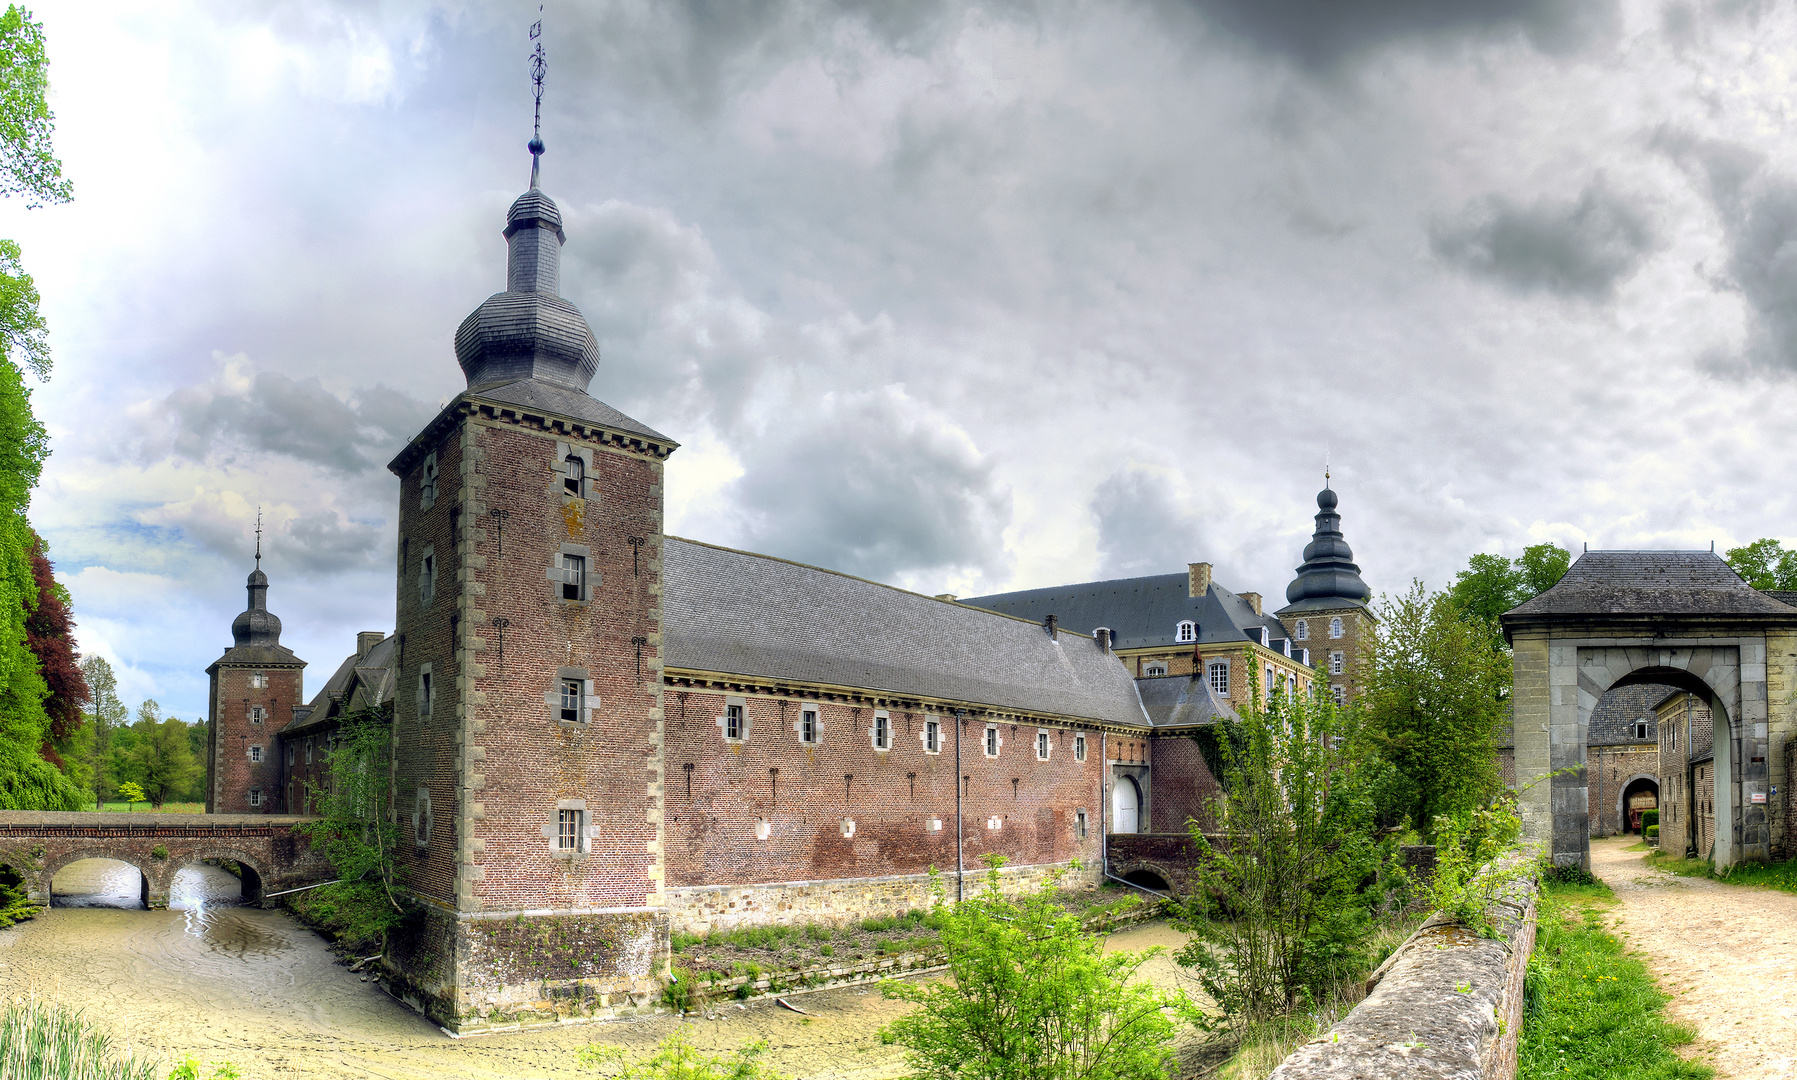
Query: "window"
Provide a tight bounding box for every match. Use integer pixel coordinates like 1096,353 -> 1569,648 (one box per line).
285,744 -> 294,766
1037,730 -> 1050,760
563,454 -> 585,497
1076,809 -> 1088,839
1208,660 -> 1229,696
1075,733 -> 1087,762
1256,627 -> 1269,647
420,549 -> 435,606
1671,725 -> 1678,750
1143,660 -> 1168,677
1266,664 -> 1276,701
560,679 -> 584,722
419,666 -> 433,720
250,705 -> 265,724
799,707 -> 818,744
841,819 -> 857,838
249,744 -> 263,763
1635,721 -> 1649,740
1332,684 -> 1345,706
306,738 -> 314,765
984,725 -> 999,758
924,718 -> 941,753
872,710 -> 890,750
1330,651 -> 1344,675
725,703 -> 744,741
414,788 -> 432,847
1329,616 -> 1344,639
420,450 -> 438,508
248,788 -> 263,807
1281,637 -> 1292,657
250,671 -> 267,689
1176,620 -> 1195,643
1300,648 -> 1310,667
558,552 -> 585,601
1295,619 -> 1309,641
558,808 -> 582,851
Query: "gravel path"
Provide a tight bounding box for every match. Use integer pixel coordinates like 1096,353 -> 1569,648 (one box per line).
1587,834 -> 1797,1079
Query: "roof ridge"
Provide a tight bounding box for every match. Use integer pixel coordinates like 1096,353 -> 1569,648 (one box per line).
662,536 -> 1093,636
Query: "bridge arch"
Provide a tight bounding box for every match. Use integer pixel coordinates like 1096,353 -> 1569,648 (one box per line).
41,848 -> 154,909
172,848 -> 268,904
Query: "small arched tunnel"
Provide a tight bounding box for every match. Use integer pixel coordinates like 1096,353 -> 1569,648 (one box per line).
50,857 -> 151,909
171,858 -> 264,908
1621,777 -> 1660,836
1120,868 -> 1172,893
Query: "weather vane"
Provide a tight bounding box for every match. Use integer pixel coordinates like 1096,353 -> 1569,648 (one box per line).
254,508 -> 263,569
528,7 -> 546,189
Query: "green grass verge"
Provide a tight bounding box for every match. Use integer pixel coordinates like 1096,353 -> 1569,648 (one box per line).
1645,849 -> 1797,892
0,997 -> 160,1080
1519,880 -> 1710,1079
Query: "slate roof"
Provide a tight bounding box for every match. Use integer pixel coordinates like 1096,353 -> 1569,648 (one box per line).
1133,675 -> 1239,729
1588,683 -> 1674,746
284,635 -> 397,738
1504,551 -> 1797,620
662,538 -> 1150,729
957,574 -> 1295,655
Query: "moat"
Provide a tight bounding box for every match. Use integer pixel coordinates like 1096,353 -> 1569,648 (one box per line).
2,869 -> 1199,1078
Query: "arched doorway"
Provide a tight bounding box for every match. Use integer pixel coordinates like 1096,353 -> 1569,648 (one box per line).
1619,776 -> 1659,835
1112,775 -> 1142,834
50,857 -> 149,909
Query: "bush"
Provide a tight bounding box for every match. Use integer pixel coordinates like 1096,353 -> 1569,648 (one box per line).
1645,825 -> 1659,839
1641,810 -> 1659,831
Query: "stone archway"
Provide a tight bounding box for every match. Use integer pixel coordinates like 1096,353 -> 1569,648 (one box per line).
173,848 -> 269,904
1617,774 -> 1659,835
40,849 -> 154,909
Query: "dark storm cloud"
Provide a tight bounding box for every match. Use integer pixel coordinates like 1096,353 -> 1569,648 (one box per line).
146,368 -> 435,474
1429,180 -> 1657,300
281,507 -> 383,571
726,388 -> 1009,583
1160,0 -> 1619,68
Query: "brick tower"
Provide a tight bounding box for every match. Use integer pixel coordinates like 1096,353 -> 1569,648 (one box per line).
206,544 -> 306,813
1274,480 -> 1374,704
382,138 -> 676,1027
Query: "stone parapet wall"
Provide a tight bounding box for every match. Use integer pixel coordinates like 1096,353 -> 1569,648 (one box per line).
1269,870 -> 1538,1080
665,859 -> 1098,935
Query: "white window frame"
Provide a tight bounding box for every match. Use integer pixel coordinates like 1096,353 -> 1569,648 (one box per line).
1257,627 -> 1269,647
1074,733 -> 1087,762
249,744 -> 263,763
563,453 -> 586,498
1207,660 -> 1229,696
1175,620 -> 1195,643
1330,651 -> 1345,676
1143,660 -> 1168,677
720,697 -> 747,742
1076,809 -> 1088,839
250,705 -> 265,724
798,706 -> 819,745
1329,616 -> 1344,639
1332,684 -> 1346,706
1036,729 -> 1051,761
871,710 -> 890,750
1295,619 -> 1309,641
250,671 -> 267,689
923,717 -> 942,754
248,787 -> 263,807
984,724 -> 1000,758
1266,663 -> 1276,701
560,678 -> 584,723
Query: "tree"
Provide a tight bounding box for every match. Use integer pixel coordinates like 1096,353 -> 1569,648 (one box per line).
25,530 -> 85,767
78,654 -> 124,803
1724,538 -> 1797,591
1175,671 -> 1382,1024
1447,543 -> 1572,647
1514,542 -> 1571,598
295,714 -> 410,950
882,859 -> 1186,1080
116,780 -> 144,810
1363,583 -> 1511,837
115,703 -> 199,808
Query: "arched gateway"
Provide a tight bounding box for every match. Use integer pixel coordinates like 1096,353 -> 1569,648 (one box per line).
1502,551 -> 1797,870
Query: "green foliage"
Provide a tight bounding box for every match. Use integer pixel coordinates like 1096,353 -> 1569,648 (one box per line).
1447,543 -> 1572,648
660,966 -> 701,1012
1515,542 -> 1573,599
0,7 -> 72,212
115,781 -> 145,808
1411,800 -> 1524,935
109,707 -> 200,808
0,996 -> 159,1080
1646,848 -> 1797,891
1364,582 -> 1510,837
1519,882 -> 1710,1079
79,655 -> 125,803
150,844 -> 168,861
1645,825 -> 1659,839
1174,667 -> 1381,1024
166,1058 -> 242,1080
0,859 -> 37,927
1641,809 -> 1658,831
883,860 -> 1187,1080
1723,537 -> 1797,591
294,713 -> 408,950
578,1032 -> 787,1080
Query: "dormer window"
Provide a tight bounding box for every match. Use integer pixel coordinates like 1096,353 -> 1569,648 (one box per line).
1295,619 -> 1309,641
563,454 -> 585,497
1175,621 -> 1195,643
1143,661 -> 1168,677
1257,627 -> 1269,647
1635,721 -> 1649,740
1281,638 -> 1292,658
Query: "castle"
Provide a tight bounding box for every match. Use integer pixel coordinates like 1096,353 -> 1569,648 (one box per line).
199,148 -> 1376,1032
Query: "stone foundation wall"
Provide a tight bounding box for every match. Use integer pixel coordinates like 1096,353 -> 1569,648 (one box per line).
665,859 -> 1097,935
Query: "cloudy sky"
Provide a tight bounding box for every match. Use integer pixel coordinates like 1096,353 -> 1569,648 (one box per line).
8,0 -> 1797,717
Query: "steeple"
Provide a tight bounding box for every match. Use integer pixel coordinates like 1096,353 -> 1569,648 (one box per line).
452,13 -> 601,393
1284,480 -> 1372,607
232,560 -> 283,649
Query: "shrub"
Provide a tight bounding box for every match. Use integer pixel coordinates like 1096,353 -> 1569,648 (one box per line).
1641,810 -> 1659,831
1646,825 -> 1659,839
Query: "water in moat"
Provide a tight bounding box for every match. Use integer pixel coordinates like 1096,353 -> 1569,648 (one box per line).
0,880 -> 1201,1079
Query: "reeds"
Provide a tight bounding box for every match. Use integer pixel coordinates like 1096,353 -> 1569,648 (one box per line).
0,995 -> 159,1080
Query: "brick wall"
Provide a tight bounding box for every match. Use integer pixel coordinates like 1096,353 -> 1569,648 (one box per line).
1277,605 -> 1371,705
1147,735 -> 1220,832
1586,745 -> 1659,836
207,663 -> 304,814
1696,761 -> 1715,857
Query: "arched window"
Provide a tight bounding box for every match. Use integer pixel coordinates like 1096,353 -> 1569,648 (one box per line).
1143,661 -> 1168,677
1175,620 -> 1195,643
563,455 -> 585,497
1329,616 -> 1345,639
1294,619 -> 1308,640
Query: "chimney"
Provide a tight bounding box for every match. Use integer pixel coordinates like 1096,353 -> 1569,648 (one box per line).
1044,614 -> 1058,637
1095,627 -> 1111,652
1188,562 -> 1212,598
935,593 -> 958,602
1242,592 -> 1262,617
357,631 -> 385,659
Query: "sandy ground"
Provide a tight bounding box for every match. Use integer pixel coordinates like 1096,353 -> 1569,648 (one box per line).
1587,835 -> 1797,1079
0,863 -> 1206,1079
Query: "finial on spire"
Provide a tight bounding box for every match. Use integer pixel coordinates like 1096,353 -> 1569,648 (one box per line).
528,8 -> 547,189
1324,449 -> 1331,489
254,507 -> 263,569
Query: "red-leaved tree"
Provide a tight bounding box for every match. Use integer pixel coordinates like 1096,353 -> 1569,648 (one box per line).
24,529 -> 85,765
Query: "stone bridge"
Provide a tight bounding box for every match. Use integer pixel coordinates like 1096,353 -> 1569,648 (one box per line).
0,811 -> 333,908
1106,833 -> 1207,892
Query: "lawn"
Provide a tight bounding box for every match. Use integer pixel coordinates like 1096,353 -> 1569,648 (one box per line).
86,801 -> 205,814
1519,877 -> 1710,1079
1645,849 -> 1797,893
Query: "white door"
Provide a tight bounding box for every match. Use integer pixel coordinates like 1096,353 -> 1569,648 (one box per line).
1112,776 -> 1140,834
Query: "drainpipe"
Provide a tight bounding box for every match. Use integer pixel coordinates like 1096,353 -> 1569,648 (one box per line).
1100,731 -> 1108,884
955,709 -> 965,901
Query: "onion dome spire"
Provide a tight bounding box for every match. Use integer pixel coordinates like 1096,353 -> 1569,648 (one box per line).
232,523 -> 284,648
1285,478 -> 1372,606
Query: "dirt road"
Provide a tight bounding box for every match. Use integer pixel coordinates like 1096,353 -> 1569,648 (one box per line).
1587,834 -> 1797,1079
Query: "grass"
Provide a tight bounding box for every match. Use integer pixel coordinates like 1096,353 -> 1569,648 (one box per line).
1645,849 -> 1797,893
1519,878 -> 1710,1079
83,801 -> 206,814
0,996 -> 160,1080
